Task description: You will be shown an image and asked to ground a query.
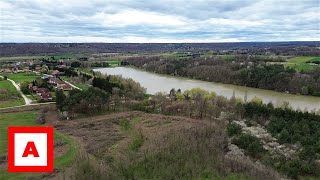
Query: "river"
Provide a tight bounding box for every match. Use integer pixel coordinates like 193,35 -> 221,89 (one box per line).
94,67 -> 320,112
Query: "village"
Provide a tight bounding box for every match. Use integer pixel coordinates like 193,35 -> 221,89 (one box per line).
0,59 -> 74,104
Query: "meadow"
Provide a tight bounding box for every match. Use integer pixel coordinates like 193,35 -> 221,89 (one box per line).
1,73 -> 38,83
285,56 -> 320,71
0,111 -> 79,179
0,80 -> 24,108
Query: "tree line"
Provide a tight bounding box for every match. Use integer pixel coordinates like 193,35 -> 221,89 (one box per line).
125,55 -> 320,96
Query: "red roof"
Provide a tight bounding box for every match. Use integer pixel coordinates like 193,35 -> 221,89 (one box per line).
51,70 -> 60,75
61,84 -> 72,90
41,92 -> 52,98
36,88 -> 48,94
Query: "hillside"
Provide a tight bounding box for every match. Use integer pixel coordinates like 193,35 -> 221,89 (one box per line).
52,111 -> 281,179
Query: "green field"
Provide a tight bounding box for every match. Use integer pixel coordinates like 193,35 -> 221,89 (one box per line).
107,60 -> 120,67
0,80 -> 17,92
1,73 -> 38,83
0,80 -> 24,108
285,56 -> 320,71
0,111 -> 79,179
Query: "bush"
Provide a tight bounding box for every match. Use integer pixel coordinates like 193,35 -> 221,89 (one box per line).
128,130 -> 144,151
119,119 -> 131,131
227,123 -> 242,137
36,108 -> 47,124
20,81 -> 31,95
233,133 -> 265,158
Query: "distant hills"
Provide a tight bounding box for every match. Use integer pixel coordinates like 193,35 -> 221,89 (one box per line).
1,41 -> 319,56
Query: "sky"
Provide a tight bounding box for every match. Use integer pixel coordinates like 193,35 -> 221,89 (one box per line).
0,0 -> 319,43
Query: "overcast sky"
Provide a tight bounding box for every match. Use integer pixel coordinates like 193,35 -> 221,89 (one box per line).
0,0 -> 319,43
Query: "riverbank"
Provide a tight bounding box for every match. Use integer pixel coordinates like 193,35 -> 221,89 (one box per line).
94,67 -> 320,111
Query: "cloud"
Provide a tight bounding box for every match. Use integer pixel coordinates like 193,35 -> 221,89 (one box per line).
0,0 -> 319,42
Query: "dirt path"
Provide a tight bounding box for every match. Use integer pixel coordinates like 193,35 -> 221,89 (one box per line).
0,102 -> 56,111
63,80 -> 82,90
0,75 -> 32,105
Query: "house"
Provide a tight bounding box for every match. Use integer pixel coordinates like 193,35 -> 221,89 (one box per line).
49,77 -> 64,85
56,82 -> 72,91
35,65 -> 41,71
60,84 -> 72,91
28,83 -> 33,90
41,92 -> 52,101
32,86 -> 38,92
56,80 -> 66,88
51,70 -> 61,76
36,88 -> 48,95
2,69 -> 12,73
58,64 -> 67,68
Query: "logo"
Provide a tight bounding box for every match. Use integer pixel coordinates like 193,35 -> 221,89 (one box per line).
8,126 -> 54,172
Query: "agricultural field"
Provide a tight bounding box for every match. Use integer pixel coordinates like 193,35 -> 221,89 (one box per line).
0,111 -> 79,179
0,80 -> 24,108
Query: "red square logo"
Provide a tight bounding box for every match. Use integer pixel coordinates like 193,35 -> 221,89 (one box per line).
8,126 -> 54,172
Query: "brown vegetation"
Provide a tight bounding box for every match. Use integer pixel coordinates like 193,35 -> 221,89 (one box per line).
54,111 -> 281,179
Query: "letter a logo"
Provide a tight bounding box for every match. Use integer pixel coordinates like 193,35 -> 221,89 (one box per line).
22,142 -> 40,157
8,126 -> 54,172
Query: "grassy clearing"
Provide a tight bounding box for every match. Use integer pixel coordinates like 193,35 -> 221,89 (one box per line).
0,111 -> 38,155
0,80 -> 17,91
1,73 -> 38,83
60,76 -> 89,90
107,61 -> 120,67
287,56 -> 316,63
285,56 -> 320,71
0,100 -> 24,108
0,80 -> 24,108
0,111 -> 79,179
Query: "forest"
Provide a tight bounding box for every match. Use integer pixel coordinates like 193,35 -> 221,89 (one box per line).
125,55 -> 320,96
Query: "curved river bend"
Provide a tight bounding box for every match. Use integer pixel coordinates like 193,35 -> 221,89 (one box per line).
94,67 -> 320,112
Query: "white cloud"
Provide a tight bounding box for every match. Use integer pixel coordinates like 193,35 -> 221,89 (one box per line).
91,9 -> 188,28
0,0 -> 319,42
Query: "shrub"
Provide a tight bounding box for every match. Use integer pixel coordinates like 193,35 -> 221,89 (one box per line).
227,123 -> 242,137
119,119 -> 131,131
233,133 -> 265,158
128,130 -> 144,151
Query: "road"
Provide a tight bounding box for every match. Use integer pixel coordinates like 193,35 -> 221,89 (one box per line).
0,75 -> 32,105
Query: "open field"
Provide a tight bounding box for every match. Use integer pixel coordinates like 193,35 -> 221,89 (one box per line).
55,111 -> 280,179
0,73 -> 38,83
60,76 -> 89,90
107,60 -> 120,66
284,56 -> 320,71
0,80 -> 24,108
0,110 -> 79,179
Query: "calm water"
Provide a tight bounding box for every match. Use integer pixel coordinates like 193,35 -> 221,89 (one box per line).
94,67 -> 320,111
